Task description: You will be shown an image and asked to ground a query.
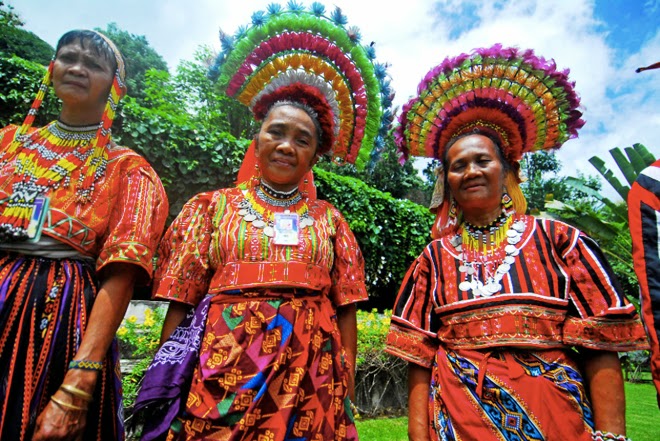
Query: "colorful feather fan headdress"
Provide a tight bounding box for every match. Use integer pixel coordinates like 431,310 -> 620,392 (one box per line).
209,2 -> 393,168
395,44 -> 585,164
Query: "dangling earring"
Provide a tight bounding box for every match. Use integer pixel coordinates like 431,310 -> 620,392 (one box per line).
252,163 -> 261,188
501,188 -> 514,216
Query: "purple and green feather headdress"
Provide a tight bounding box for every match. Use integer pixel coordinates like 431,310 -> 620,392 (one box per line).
395,44 -> 585,164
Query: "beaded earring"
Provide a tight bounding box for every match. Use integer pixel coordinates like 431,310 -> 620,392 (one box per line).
501,189 -> 515,216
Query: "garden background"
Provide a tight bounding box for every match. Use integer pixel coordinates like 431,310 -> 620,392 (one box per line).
1,3 -> 658,439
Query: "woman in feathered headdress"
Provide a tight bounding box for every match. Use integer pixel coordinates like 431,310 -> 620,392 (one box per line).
134,4 -> 392,440
385,45 -> 647,441
0,30 -> 169,440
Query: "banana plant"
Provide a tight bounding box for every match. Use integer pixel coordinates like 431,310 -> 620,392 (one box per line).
544,143 -> 656,302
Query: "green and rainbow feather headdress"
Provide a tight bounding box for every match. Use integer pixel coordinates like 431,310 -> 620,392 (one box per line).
209,1 -> 393,169
395,44 -> 584,163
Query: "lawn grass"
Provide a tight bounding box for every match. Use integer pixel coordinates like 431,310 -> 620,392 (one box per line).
356,382 -> 659,440
625,381 -> 659,441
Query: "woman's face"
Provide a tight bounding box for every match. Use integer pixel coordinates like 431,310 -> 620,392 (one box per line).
52,40 -> 115,116
255,105 -> 319,192
445,134 -> 506,222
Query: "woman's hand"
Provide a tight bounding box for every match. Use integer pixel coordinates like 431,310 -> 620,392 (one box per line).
32,384 -> 90,441
33,263 -> 139,439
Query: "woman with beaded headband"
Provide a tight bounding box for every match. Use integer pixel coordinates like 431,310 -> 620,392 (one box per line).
385,45 -> 648,441
0,30 -> 168,440
134,4 -> 391,441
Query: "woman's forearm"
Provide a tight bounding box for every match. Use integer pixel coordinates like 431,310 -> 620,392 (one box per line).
65,263 -> 139,391
583,350 -> 626,435
408,362 -> 431,441
337,303 -> 357,401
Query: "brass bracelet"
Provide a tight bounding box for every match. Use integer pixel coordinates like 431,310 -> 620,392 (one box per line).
50,395 -> 87,412
59,384 -> 93,402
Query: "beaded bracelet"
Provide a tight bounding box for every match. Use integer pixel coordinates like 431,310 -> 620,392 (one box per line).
50,395 -> 87,412
68,359 -> 103,371
592,430 -> 631,441
60,384 -> 93,402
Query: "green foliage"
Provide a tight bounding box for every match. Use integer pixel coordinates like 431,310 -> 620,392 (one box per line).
314,168 -> 434,303
0,54 -> 59,127
115,97 -> 248,218
520,150 -> 601,212
356,309 -> 391,366
545,143 -> 658,302
587,144 -> 656,201
0,24 -> 54,65
0,1 -> 22,27
96,23 -> 168,102
0,2 -> 54,65
117,306 -> 167,410
318,139 -> 434,206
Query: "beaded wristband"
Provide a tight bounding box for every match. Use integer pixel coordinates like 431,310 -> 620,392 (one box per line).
592,430 -> 631,441
68,359 -> 103,371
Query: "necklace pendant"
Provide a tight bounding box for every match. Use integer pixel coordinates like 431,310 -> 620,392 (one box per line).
485,281 -> 501,294
263,226 -> 275,237
252,219 -> 266,229
512,221 -> 526,233
459,281 -> 472,291
238,209 -> 249,216
243,213 -> 257,222
300,217 -> 315,228
503,255 -> 515,264
496,263 -> 511,274
458,265 -> 468,273
507,235 -> 521,244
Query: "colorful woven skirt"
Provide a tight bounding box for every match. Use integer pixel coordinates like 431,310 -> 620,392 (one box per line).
140,292 -> 358,441
429,346 -> 594,441
0,251 -> 124,440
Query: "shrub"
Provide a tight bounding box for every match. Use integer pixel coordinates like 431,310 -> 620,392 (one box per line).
355,309 -> 408,417
117,306 -> 166,411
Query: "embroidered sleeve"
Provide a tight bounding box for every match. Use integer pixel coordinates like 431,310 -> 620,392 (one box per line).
97,159 -> 168,284
385,247 -> 440,368
562,230 -> 648,351
328,207 -> 368,306
152,192 -> 215,306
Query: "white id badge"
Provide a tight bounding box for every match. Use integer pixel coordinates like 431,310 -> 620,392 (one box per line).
273,212 -> 299,245
27,196 -> 49,242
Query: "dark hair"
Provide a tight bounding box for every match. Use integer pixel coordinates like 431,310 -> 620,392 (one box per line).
55,30 -> 123,74
443,128 -> 513,174
263,101 -> 324,153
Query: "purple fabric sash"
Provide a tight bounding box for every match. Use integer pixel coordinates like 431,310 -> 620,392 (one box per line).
133,295 -> 210,441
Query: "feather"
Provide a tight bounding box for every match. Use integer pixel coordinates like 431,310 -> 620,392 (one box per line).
330,7 -> 348,25
310,2 -> 325,16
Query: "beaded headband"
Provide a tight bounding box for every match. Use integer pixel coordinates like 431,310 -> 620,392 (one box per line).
210,2 -> 393,168
8,30 -> 127,203
395,44 -> 585,164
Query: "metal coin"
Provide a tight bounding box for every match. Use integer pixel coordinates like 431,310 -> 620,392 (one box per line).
459,281 -> 472,291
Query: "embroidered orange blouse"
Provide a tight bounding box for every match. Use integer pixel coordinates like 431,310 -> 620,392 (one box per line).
153,187 -> 368,307
0,124 -> 169,281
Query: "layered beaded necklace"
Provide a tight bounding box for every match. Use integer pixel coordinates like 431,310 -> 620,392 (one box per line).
0,120 -> 107,241
237,181 -> 314,237
451,211 -> 526,296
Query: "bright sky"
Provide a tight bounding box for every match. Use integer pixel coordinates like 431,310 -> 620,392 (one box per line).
10,0 -> 660,195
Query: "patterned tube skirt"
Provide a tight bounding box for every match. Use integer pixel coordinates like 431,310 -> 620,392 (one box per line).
0,251 -> 124,440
